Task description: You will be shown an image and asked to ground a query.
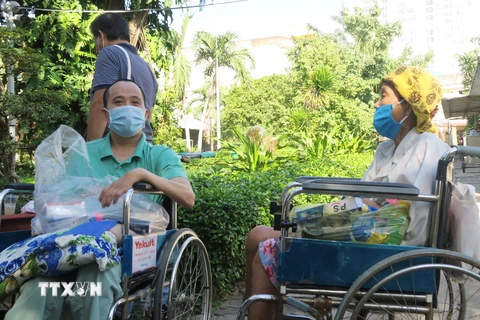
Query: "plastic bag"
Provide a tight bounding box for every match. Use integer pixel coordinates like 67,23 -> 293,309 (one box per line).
33,125 -> 169,234
296,200 -> 410,245
20,200 -> 35,214
448,183 -> 480,261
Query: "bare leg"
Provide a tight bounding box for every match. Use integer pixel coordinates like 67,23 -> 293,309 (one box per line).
245,226 -> 280,299
248,251 -> 277,320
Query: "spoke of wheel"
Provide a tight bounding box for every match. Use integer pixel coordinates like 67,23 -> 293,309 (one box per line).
179,244 -> 195,318
174,294 -> 203,320
447,278 -> 480,319
442,271 -> 456,320
187,244 -> 199,305
174,294 -> 204,320
368,274 -> 409,320
365,296 -> 400,319
174,237 -> 191,319
390,265 -> 412,320
175,241 -> 204,318
409,258 -> 418,320
190,249 -> 202,313
178,240 -> 191,293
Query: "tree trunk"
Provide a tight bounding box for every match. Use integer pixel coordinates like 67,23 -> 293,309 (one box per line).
209,116 -> 214,151
128,12 -> 148,48
197,95 -> 210,152
0,77 -> 19,185
182,92 -> 191,152
0,116 -> 19,185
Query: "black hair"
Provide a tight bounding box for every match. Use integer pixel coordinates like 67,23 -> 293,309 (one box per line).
90,13 -> 130,42
103,79 -> 146,108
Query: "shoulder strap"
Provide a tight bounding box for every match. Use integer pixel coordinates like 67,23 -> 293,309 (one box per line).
114,44 -> 132,80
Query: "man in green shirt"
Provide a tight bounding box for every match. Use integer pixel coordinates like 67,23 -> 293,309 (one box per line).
5,80 -> 195,320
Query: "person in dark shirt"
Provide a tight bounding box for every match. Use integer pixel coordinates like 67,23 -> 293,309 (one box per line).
87,13 -> 158,143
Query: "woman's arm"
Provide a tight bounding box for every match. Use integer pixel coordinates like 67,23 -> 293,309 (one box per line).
98,168 -> 195,209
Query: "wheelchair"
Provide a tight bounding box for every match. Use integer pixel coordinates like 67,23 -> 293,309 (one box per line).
0,181 -> 212,320
238,146 -> 480,320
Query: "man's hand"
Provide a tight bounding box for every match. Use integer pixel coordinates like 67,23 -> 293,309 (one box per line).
99,168 -> 146,208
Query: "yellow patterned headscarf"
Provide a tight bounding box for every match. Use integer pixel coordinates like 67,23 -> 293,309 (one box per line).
382,66 -> 443,133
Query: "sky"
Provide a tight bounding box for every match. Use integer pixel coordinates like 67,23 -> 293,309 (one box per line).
171,0 -> 343,47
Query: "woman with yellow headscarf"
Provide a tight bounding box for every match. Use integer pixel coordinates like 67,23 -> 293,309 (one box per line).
362,65 -> 450,246
243,66 -> 450,320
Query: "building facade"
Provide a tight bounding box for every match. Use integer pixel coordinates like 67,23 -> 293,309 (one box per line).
342,0 -> 480,76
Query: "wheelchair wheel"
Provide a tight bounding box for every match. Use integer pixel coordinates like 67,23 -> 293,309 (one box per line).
335,249 -> 480,320
153,228 -> 212,320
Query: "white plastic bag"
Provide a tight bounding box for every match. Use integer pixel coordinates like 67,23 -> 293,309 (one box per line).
448,183 -> 480,262
21,200 -> 35,213
33,125 -> 169,234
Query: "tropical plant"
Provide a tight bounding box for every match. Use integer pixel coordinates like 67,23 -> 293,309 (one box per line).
219,126 -> 285,172
291,129 -> 340,159
292,127 -> 375,159
455,37 -> 480,93
193,31 -> 255,151
300,66 -> 335,109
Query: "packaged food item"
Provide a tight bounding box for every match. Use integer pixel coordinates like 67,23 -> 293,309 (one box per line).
298,201 -> 410,245
44,201 -> 86,220
41,215 -> 90,234
292,197 -> 368,223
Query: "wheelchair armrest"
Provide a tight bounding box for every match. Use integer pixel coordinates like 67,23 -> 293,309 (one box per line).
4,183 -> 35,191
295,176 -> 361,183
179,155 -> 190,163
132,182 -> 158,192
300,177 -> 419,197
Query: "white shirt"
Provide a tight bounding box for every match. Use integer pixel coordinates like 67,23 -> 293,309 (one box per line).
470,129 -> 480,136
362,128 -> 451,246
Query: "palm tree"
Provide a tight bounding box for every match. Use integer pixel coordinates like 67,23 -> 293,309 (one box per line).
169,14 -> 193,151
193,31 -> 255,151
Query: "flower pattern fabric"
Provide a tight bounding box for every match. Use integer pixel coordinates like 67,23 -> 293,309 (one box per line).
258,238 -> 280,287
0,229 -> 120,301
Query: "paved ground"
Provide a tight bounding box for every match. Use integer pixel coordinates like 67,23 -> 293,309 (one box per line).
213,157 -> 480,319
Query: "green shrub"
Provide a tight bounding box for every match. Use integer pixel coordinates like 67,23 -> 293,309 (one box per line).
178,152 -> 373,297
219,126 -> 287,172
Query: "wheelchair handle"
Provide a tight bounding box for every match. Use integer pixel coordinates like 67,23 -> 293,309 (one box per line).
456,146 -> 480,158
4,183 -> 34,191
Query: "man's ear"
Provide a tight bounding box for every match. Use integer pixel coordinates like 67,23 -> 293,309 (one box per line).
145,108 -> 150,120
102,108 -> 109,122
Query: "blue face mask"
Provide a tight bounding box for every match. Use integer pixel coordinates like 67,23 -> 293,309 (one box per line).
373,100 -> 409,140
105,105 -> 146,138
